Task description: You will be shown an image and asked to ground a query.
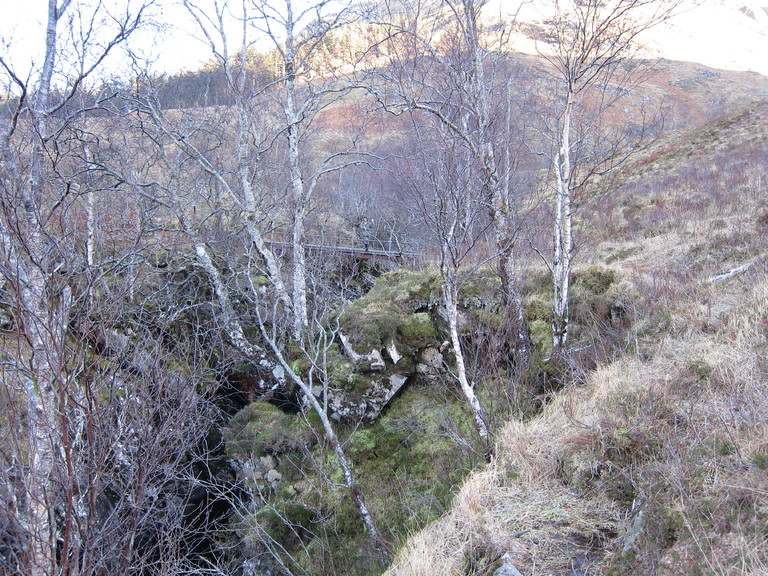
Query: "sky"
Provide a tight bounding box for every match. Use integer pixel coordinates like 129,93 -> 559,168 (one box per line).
0,0 -> 218,80
636,0 -> 768,75
1,0 -> 767,81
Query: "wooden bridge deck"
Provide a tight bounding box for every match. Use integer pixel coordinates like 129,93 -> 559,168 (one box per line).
265,240 -> 417,263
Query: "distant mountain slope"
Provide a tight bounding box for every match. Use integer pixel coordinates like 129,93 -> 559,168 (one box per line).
487,0 -> 768,76
383,86 -> 768,576
597,99 -> 768,243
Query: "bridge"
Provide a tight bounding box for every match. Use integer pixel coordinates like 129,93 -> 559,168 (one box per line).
264,237 -> 419,265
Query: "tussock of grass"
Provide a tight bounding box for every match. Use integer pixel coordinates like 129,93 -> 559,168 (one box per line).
385,102 -> 768,576
387,271 -> 768,574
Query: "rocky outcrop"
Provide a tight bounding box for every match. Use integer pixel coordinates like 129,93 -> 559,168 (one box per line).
328,332 -> 445,421
319,268 -> 500,422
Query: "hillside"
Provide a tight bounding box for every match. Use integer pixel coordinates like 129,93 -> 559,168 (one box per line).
3,0 -> 768,572
382,101 -> 768,575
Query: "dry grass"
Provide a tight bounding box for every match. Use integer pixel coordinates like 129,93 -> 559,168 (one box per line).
387,271 -> 768,575
385,462 -> 622,576
384,101 -> 768,576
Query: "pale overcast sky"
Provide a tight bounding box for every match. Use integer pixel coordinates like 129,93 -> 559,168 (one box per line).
0,0 -> 211,77
1,0 -> 767,80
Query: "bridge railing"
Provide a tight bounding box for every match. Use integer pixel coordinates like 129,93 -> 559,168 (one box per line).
264,229 -> 416,259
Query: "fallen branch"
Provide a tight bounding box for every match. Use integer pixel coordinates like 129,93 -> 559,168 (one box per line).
709,261 -> 754,283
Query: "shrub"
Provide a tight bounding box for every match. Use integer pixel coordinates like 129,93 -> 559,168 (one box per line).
575,266 -> 616,295
752,449 -> 768,471
528,319 -> 553,357
524,296 -> 551,323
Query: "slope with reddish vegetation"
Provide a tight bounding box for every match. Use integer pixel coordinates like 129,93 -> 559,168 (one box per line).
384,99 -> 768,576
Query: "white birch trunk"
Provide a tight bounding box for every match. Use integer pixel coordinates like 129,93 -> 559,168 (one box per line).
443,280 -> 490,450
258,316 -> 388,558
235,99 -> 294,315
283,0 -> 309,338
189,234 -> 286,387
85,147 -> 97,313
553,90 -> 574,351
0,216 -> 59,576
463,0 -> 528,358
86,186 -> 96,269
24,3 -> 73,574
542,0 -> 679,351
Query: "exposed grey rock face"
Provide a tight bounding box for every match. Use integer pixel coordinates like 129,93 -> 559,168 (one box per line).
493,553 -> 524,576
417,347 -> 445,377
386,339 -> 403,364
265,468 -> 282,487
338,332 -> 386,371
328,334 -> 445,421
623,501 -> 646,554
327,372 -> 410,421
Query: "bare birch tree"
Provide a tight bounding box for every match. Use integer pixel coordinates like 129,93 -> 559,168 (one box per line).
173,0 -> 365,340
122,164 -> 391,558
0,2 -> 156,573
531,0 -> 681,351
126,1 -> 388,555
371,0 -> 532,363
398,118 -> 494,456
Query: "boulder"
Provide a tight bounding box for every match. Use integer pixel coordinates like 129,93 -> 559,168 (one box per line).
494,554 -> 524,576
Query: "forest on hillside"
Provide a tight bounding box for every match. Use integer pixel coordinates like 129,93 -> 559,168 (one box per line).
1,1 -> 766,575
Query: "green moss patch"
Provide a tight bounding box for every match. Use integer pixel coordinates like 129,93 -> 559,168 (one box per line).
340,269 -> 442,349
398,312 -> 438,348
574,266 -> 616,295
224,402 -> 314,458
229,382 -> 480,576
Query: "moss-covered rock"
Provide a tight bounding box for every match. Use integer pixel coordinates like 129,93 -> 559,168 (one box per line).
224,402 -> 314,459
326,270 -> 444,421
340,269 -> 442,350
343,382 -> 479,539
398,312 -> 438,348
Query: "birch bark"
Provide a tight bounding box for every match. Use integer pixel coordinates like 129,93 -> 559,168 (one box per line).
538,0 -> 682,352
23,3 -> 72,572
0,2 -> 151,571
283,0 -> 310,338
443,280 -> 491,452
552,90 -> 574,350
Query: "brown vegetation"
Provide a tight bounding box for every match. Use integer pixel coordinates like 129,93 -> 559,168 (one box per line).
2,2 -> 767,574
384,98 -> 768,576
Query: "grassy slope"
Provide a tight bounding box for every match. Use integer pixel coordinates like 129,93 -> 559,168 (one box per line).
383,102 -> 768,576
